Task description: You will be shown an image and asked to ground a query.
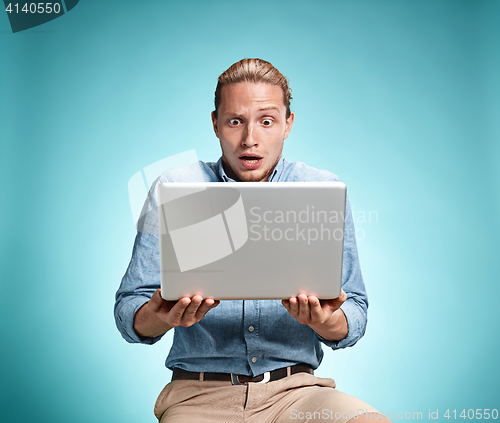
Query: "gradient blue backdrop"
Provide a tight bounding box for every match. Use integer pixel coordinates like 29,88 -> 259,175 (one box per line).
1,1 -> 499,422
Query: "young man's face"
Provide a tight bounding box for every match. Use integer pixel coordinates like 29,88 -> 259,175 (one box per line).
212,82 -> 294,182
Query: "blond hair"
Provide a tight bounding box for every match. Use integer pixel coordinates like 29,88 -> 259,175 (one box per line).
214,58 -> 292,119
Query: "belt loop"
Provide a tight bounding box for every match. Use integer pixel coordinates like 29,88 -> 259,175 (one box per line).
231,374 -> 245,385
287,366 -> 291,377
199,372 -> 204,382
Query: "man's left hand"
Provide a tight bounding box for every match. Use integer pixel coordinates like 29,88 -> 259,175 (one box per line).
282,290 -> 348,341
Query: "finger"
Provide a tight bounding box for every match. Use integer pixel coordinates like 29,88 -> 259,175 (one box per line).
202,298 -> 218,307
168,297 -> 192,325
337,289 -> 347,303
147,289 -> 162,312
308,296 -> 325,325
281,299 -> 291,311
308,296 -> 320,308
297,294 -> 311,323
287,297 -> 299,316
194,298 -> 219,320
148,289 -> 176,313
329,290 -> 347,310
182,295 -> 203,320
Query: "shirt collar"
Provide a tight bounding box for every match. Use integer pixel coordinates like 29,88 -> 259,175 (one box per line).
216,156 -> 285,182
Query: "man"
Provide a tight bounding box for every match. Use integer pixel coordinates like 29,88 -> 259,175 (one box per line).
115,58 -> 388,422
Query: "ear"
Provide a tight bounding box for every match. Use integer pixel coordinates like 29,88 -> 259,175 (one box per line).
211,111 -> 219,138
283,112 -> 295,140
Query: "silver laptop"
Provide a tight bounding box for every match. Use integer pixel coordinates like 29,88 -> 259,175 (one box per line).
157,182 -> 346,300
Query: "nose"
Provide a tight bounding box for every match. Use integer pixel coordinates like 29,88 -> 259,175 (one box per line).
242,123 -> 258,148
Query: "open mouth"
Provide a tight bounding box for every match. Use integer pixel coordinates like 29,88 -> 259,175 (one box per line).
239,155 -> 263,169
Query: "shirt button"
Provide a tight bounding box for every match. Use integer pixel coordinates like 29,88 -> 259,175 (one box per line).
251,357 -> 257,363
248,326 -> 255,332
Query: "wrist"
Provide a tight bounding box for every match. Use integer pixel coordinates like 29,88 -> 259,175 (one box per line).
133,301 -> 172,338
309,308 -> 348,341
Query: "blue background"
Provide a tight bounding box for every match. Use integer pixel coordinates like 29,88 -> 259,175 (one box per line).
1,1 -> 499,421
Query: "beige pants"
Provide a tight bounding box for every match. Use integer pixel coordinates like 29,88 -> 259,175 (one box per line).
154,373 -> 379,422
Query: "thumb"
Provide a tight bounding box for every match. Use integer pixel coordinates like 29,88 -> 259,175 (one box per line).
148,289 -> 163,312
338,290 -> 347,302
332,290 -> 347,309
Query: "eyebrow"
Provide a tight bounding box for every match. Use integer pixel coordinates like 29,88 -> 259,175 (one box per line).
224,107 -> 280,115
257,106 -> 280,112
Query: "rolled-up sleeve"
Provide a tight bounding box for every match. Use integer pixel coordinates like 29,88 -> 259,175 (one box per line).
114,231 -> 164,344
114,178 -> 165,345
316,196 -> 368,350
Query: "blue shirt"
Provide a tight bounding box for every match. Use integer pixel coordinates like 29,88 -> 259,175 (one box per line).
115,157 -> 368,376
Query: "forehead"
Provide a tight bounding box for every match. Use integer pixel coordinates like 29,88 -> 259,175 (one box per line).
219,82 -> 285,113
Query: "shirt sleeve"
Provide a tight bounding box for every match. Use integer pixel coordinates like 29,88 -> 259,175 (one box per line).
114,179 -> 165,345
315,196 -> 368,350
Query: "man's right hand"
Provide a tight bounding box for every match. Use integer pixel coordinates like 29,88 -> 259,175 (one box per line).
133,289 -> 220,338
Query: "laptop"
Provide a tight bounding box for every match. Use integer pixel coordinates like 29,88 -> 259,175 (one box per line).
157,182 -> 346,300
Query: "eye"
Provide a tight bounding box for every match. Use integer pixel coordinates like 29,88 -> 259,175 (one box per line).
229,118 -> 241,126
262,118 -> 273,126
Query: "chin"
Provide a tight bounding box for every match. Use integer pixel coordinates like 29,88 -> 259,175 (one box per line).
238,171 -> 270,182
